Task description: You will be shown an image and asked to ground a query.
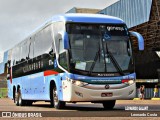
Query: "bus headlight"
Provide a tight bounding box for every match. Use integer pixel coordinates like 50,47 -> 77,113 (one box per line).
72,80 -> 88,87
66,77 -> 88,87
122,79 -> 134,85
128,80 -> 134,85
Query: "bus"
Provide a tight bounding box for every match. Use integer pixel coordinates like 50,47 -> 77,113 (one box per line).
3,13 -> 144,109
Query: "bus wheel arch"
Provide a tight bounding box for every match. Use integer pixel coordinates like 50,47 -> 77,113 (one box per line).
50,80 -> 65,109
102,100 -> 116,110
15,85 -> 25,106
50,80 -> 56,107
14,85 -> 19,106
13,86 -> 16,103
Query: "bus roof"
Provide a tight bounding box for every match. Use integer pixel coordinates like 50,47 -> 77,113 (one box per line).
4,13 -> 125,56
26,13 -> 125,39
51,13 -> 125,24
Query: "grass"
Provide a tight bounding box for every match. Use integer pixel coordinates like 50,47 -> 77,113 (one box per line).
0,88 -> 8,98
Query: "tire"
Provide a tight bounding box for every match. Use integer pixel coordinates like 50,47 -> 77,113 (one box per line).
50,85 -> 65,109
18,89 -> 25,106
13,89 -> 16,103
15,90 -> 19,106
102,100 -> 116,110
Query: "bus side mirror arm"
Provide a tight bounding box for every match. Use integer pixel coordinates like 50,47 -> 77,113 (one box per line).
129,31 -> 144,51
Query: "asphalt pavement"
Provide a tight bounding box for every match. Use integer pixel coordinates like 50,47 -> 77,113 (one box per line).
1,98 -> 160,119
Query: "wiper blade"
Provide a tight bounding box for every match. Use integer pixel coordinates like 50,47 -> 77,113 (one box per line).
108,51 -> 124,75
106,44 -> 124,76
89,43 -> 100,75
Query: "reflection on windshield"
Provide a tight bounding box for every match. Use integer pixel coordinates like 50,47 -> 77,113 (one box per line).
67,24 -> 133,74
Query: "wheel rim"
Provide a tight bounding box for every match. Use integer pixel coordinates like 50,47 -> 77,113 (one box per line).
15,92 -> 18,104
18,93 -> 21,105
53,87 -> 58,105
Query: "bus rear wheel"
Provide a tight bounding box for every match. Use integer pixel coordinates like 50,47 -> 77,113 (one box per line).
17,89 -> 25,106
102,100 -> 116,110
50,85 -> 65,109
15,90 -> 19,106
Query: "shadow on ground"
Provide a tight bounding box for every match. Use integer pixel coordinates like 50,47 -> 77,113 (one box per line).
31,103 -> 125,111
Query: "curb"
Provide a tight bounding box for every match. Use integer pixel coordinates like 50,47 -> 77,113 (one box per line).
133,98 -> 160,100
133,98 -> 140,100
151,98 -> 160,100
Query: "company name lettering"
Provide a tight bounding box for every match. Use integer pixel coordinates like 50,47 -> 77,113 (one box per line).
91,79 -> 121,82
23,61 -> 43,73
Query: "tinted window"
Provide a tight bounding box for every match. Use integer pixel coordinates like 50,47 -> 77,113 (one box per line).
34,31 -> 43,57
42,26 -> 53,54
59,52 -> 68,70
29,37 -> 34,59
20,40 -> 29,61
34,25 -> 53,57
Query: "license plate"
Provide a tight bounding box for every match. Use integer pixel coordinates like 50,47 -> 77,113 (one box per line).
101,92 -> 113,97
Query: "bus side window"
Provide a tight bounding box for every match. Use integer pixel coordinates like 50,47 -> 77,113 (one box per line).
29,38 -> 34,59
6,60 -> 11,79
58,37 -> 68,70
59,52 -> 68,70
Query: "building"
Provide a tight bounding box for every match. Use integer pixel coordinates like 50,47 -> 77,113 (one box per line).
66,7 -> 101,14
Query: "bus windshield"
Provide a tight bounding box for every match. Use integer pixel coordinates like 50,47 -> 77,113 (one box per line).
66,23 -> 134,76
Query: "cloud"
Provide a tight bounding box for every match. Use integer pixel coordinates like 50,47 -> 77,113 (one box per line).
0,0 -> 118,62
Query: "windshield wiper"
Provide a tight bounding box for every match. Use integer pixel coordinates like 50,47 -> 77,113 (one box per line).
105,43 -> 124,76
89,43 -> 100,75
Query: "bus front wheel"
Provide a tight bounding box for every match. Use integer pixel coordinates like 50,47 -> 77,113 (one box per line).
102,100 -> 116,110
50,85 -> 65,109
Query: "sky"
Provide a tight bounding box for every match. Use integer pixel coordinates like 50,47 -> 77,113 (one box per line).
0,0 -> 118,62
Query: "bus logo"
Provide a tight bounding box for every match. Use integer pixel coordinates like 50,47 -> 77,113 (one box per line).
105,85 -> 110,89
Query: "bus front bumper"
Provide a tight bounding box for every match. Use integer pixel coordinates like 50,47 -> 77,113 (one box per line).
62,82 -> 136,102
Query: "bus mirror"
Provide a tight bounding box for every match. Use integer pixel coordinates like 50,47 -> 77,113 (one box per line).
62,32 -> 69,49
129,31 -> 144,51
